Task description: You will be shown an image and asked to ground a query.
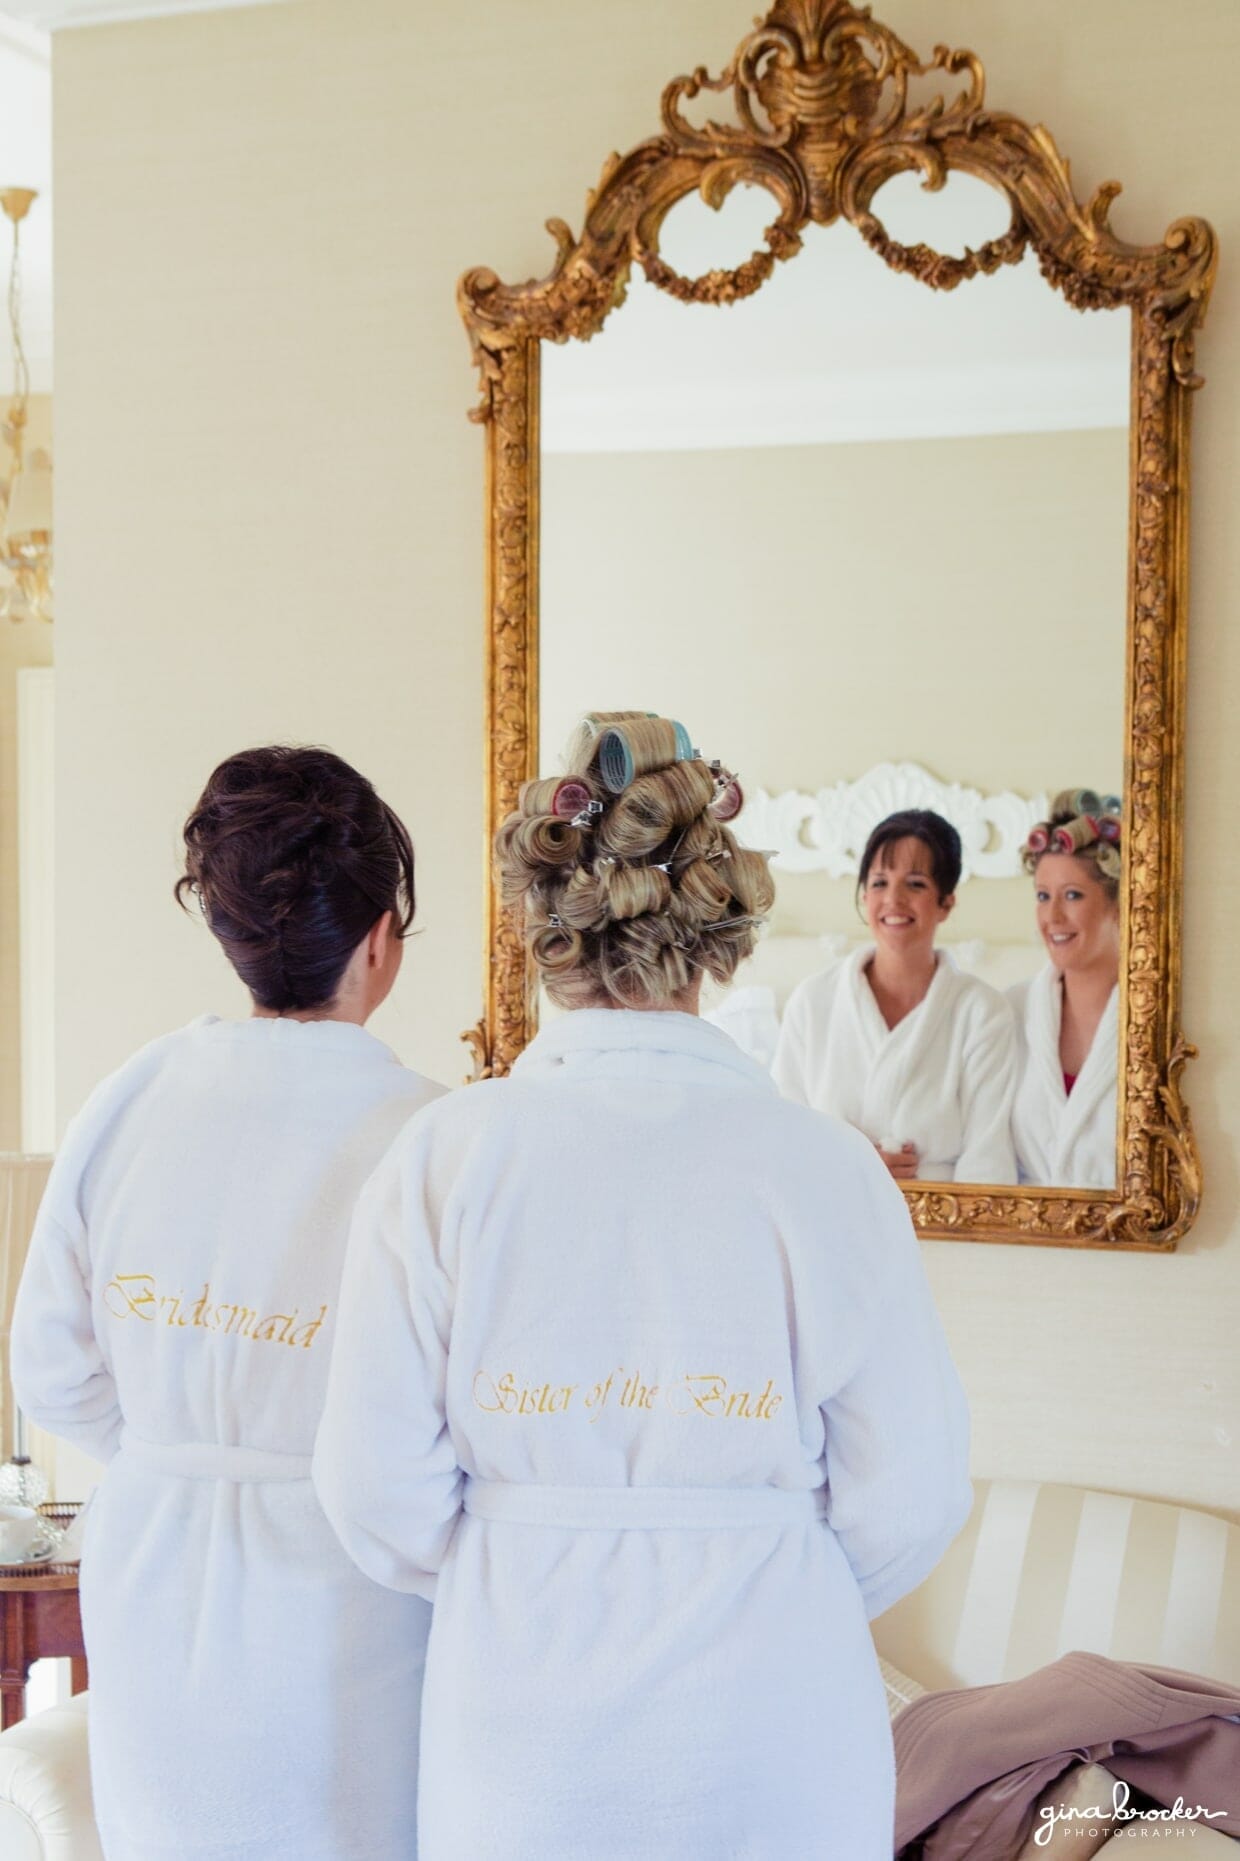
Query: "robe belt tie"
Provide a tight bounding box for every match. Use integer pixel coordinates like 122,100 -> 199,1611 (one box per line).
462,1478 -> 829,1531
119,1433 -> 313,1482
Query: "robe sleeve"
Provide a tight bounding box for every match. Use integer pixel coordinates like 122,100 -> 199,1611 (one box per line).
11,1203 -> 123,1465
313,1114 -> 463,1602
819,1147 -> 972,1621
952,992 -> 1019,1185
771,988 -> 812,1104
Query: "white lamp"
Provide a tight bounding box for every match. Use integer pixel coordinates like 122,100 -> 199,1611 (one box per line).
0,1153 -> 52,1504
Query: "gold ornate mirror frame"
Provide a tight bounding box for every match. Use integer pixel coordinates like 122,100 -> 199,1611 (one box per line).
458,0 -> 1215,1251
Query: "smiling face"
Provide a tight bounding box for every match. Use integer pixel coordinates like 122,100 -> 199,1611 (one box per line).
862,835 -> 954,960
1034,852 -> 1120,974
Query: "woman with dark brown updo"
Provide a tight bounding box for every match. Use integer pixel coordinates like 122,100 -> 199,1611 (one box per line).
315,712 -> 971,1860
1010,788 -> 1122,1188
12,745 -> 442,1861
773,808 -> 1019,1184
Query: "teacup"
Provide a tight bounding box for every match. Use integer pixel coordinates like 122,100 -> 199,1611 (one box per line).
0,1504 -> 39,1561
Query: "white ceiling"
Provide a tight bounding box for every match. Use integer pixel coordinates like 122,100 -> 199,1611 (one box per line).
542,172 -> 1131,453
0,0 -> 289,28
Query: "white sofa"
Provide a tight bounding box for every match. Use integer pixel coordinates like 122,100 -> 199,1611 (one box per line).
1,1479 -> 1235,1859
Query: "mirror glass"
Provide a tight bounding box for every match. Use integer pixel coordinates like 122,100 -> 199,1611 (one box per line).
540,174 -> 1129,1193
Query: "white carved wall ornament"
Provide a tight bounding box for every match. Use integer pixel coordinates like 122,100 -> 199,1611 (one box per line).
734,762 -> 1048,884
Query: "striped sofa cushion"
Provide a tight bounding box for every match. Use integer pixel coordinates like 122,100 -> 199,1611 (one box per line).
872,1479 -> 1240,1693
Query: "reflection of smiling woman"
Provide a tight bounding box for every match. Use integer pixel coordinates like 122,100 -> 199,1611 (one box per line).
773,809 -> 1019,1183
1010,790 -> 1121,1188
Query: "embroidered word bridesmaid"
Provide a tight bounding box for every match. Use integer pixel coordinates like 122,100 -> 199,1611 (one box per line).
314,712 -> 972,1860
1010,788 -> 1122,1188
13,746 -> 443,1861
773,808 -> 1019,1183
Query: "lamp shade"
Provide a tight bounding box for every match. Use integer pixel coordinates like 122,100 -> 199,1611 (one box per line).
0,1154 -> 51,1455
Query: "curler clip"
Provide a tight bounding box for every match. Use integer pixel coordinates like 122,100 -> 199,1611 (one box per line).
570,799 -> 604,829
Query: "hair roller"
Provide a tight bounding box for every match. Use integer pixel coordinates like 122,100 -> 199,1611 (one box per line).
595,717 -> 694,793
673,857 -> 733,922
673,813 -> 726,867
528,920 -> 584,976
1099,794 -> 1122,818
729,845 -> 777,918
1051,815 -> 1101,855
597,862 -> 672,922
506,815 -> 581,867
596,762 -> 715,862
557,868 -> 610,933
1025,824 -> 1053,855
519,776 -> 594,821
562,712 -> 655,775
1097,815 -> 1122,845
710,777 -> 744,823
1051,788 -> 1101,820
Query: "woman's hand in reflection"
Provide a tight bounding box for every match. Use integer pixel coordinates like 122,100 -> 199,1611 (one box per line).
875,1142 -> 920,1181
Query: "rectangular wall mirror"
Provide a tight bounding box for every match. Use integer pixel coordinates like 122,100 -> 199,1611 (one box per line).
460,0 -> 1215,1250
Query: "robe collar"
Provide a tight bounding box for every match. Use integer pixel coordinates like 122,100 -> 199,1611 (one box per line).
849,943 -> 959,1051
191,1013 -> 402,1066
512,1008 -> 778,1094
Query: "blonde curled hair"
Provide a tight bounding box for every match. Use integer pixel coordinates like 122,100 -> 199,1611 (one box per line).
494,713 -> 774,1010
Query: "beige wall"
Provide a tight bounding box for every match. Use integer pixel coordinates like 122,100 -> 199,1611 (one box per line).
0,393 -> 52,1152
543,428 -> 1127,944
51,0 -> 1240,1516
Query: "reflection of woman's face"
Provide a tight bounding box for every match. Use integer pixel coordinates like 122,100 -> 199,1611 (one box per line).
862,836 -> 952,961
1034,853 -> 1120,974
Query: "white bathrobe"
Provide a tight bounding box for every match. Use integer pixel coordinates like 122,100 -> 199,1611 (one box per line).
11,1015 -> 443,1861
772,945 -> 1019,1183
1009,966 -> 1119,1188
313,1009 -> 972,1861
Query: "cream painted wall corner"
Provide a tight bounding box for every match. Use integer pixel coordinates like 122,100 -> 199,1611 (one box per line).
50,0 -> 1240,1515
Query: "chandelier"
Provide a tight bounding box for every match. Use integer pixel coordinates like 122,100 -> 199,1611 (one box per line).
0,187 -> 51,625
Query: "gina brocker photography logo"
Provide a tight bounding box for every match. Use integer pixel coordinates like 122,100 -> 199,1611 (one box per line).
1035,1779 -> 1229,1846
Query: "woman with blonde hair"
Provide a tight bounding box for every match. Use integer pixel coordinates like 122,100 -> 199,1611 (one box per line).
1011,788 -> 1122,1188
315,712 -> 971,1860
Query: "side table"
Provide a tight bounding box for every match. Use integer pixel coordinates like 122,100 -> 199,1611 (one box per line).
0,1567 -> 86,1729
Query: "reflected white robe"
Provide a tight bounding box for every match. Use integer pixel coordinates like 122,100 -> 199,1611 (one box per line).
772,945 -> 1019,1183
314,1009 -> 972,1861
12,1015 -> 443,1861
1009,966 -> 1119,1188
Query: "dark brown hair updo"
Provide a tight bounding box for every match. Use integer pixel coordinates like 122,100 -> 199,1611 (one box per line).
175,745 -> 416,1013
495,712 -> 775,1011
857,808 -> 962,905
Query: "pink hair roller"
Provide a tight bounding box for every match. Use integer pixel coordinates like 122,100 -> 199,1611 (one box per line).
1051,816 -> 1100,855
710,778 -> 744,823
551,781 -> 592,820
